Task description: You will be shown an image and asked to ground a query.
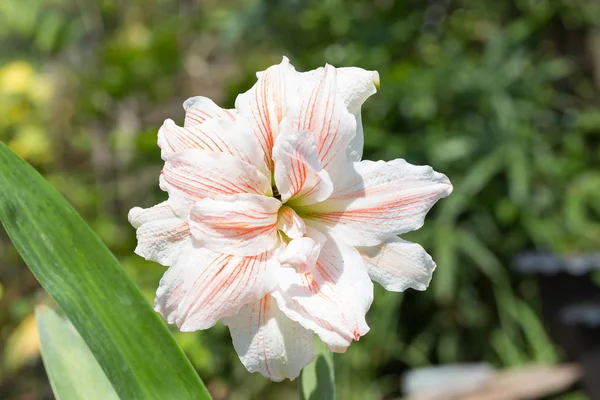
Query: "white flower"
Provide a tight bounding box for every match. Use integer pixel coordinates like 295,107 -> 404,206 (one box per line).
128,57 -> 452,381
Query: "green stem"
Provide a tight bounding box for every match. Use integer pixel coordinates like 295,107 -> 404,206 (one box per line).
298,340 -> 336,400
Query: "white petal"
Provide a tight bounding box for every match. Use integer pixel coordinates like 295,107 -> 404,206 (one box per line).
358,236 -> 436,292
189,194 -> 281,257
272,127 -> 334,206
128,201 -> 191,266
155,246 -> 278,331
159,149 -> 271,218
182,96 -> 236,128
235,56 -> 299,171
335,67 -> 380,162
305,159 -> 453,246
288,65 -> 357,183
272,231 -> 373,352
158,118 -> 267,174
279,227 -> 326,274
276,205 -> 306,239
223,294 -> 316,382
335,68 -> 380,115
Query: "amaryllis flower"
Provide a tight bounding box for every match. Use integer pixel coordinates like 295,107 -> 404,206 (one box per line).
129,57 -> 452,381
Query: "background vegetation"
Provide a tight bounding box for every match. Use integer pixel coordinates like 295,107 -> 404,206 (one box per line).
1,0 -> 600,399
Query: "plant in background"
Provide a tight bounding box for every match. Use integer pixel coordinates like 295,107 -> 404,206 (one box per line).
129,57 -> 452,383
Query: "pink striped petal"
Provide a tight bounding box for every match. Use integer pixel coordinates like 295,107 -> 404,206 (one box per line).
158,118 -> 266,174
189,194 -> 281,257
272,127 -> 333,206
182,96 -> 236,128
155,247 -> 278,331
276,205 -> 306,239
159,149 -> 271,218
272,232 -> 373,352
358,236 -> 436,292
289,65 -> 357,184
335,67 -> 380,162
235,57 -> 299,172
305,159 -> 453,246
128,201 -> 191,266
223,294 -> 316,382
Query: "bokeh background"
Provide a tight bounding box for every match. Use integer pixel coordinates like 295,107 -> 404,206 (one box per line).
2,0 -> 600,399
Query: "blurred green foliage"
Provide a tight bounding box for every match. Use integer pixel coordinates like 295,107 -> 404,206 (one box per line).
1,0 -> 600,399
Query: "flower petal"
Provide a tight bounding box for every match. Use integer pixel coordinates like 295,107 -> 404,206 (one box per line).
223,294 -> 316,382
189,194 -> 281,257
155,246 -> 278,331
159,149 -> 271,218
304,159 -> 453,246
182,96 -> 236,128
128,201 -> 191,266
235,56 -> 299,171
289,65 -> 357,183
158,118 -> 266,174
279,235 -> 324,274
335,67 -> 380,162
276,205 -> 306,239
272,231 -> 373,352
272,127 -> 334,205
358,236 -> 436,292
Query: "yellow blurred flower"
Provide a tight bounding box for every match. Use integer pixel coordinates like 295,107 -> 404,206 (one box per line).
9,126 -> 52,163
0,61 -> 35,95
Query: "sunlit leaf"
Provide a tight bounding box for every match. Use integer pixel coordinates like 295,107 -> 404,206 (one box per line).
0,143 -> 211,400
36,305 -> 119,400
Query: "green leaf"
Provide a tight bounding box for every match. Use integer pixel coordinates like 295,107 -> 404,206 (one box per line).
298,339 -> 336,400
36,305 -> 120,400
0,143 -> 211,400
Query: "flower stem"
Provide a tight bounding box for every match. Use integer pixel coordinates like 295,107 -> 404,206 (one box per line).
298,340 -> 336,400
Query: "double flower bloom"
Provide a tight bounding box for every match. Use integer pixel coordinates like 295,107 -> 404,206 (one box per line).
129,57 -> 452,381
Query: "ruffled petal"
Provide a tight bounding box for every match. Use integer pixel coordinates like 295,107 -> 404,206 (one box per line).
223,294 -> 316,382
335,67 -> 380,162
235,56 -> 299,171
272,127 -> 334,206
279,227 -> 326,274
155,246 -> 278,331
128,201 -> 191,266
289,65 -> 357,183
182,96 -> 236,128
159,149 -> 271,218
158,118 -> 267,174
358,236 -> 436,292
189,194 -> 281,257
272,231 -> 373,352
276,205 -> 306,239
304,159 -> 452,246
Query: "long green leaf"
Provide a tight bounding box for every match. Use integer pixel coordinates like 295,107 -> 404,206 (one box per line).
0,143 -> 211,400
36,305 -> 120,400
298,340 -> 335,400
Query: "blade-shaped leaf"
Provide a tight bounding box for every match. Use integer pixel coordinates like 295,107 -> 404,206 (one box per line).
0,143 -> 211,400
36,305 -> 120,400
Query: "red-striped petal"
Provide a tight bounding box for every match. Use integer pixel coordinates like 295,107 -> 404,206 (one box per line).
159,149 -> 271,218
189,194 -> 281,257
304,159 -> 453,246
223,294 -> 316,382
155,247 -> 278,331
272,232 -> 373,352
